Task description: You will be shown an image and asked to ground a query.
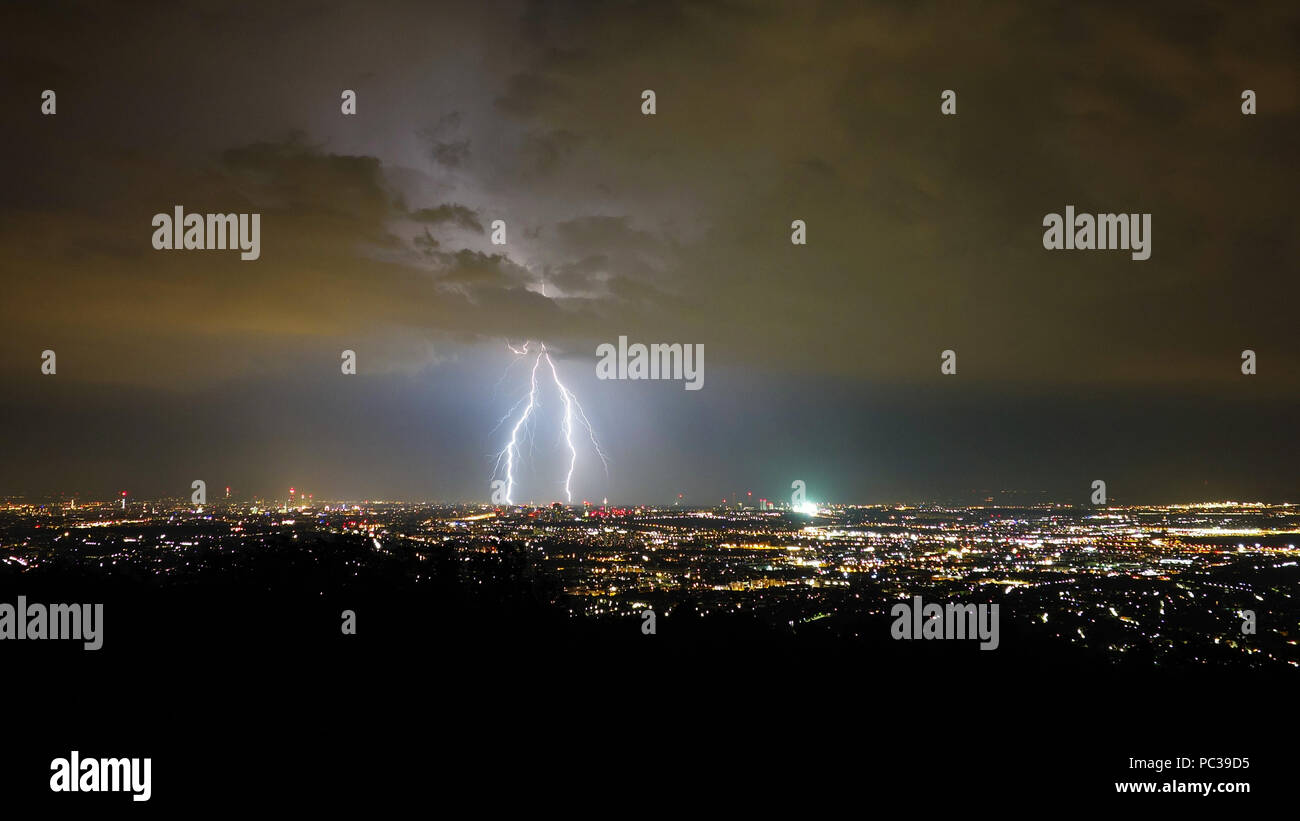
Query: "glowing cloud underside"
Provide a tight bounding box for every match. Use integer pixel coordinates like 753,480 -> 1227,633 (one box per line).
492,341 -> 608,505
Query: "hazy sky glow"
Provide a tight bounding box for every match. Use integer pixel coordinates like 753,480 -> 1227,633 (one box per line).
1,0 -> 1296,504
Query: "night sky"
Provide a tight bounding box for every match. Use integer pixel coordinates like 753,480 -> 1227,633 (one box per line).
1,0 -> 1295,504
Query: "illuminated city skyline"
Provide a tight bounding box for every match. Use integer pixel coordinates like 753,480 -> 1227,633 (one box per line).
2,1 -> 1295,808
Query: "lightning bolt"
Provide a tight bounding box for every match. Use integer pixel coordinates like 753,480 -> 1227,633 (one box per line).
493,341 -> 608,505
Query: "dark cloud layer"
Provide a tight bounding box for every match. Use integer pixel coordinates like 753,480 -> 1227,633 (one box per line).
0,0 -> 1295,502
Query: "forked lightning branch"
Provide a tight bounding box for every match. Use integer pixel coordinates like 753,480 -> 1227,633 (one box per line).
491,341 -> 608,505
